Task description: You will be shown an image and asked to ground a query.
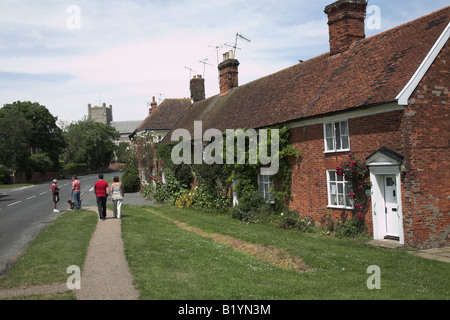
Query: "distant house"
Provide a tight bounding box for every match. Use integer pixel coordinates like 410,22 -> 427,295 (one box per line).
110,120 -> 142,145
130,96 -> 192,185
162,1 -> 449,249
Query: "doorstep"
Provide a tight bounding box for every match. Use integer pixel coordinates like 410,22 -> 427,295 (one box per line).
367,239 -> 404,249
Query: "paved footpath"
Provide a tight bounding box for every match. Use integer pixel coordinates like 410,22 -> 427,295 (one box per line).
75,206 -> 139,300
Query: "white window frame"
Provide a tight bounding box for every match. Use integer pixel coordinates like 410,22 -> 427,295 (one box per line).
326,170 -> 353,209
323,120 -> 350,153
258,174 -> 274,203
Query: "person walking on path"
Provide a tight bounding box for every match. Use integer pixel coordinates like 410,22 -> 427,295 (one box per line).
72,175 -> 82,210
110,176 -> 124,219
51,179 -> 60,213
94,174 -> 109,220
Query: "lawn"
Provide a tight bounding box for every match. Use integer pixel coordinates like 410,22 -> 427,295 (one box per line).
0,204 -> 448,300
0,209 -> 98,292
121,205 -> 450,300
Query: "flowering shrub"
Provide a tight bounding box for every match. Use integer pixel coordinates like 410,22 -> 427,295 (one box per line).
275,211 -> 314,232
175,192 -> 195,209
335,153 -> 371,234
154,171 -> 186,204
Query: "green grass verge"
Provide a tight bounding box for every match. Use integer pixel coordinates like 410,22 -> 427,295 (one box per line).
0,183 -> 34,189
1,204 -> 448,300
0,209 -> 98,289
122,205 -> 450,300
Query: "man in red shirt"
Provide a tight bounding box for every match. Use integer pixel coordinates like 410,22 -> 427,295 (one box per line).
94,174 -> 109,220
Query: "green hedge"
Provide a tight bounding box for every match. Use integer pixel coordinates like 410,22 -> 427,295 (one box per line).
121,167 -> 140,193
64,163 -> 88,175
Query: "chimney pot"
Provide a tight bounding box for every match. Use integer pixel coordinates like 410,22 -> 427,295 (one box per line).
324,0 -> 367,55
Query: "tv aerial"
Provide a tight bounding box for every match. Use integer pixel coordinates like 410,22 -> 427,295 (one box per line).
208,44 -> 225,66
199,58 -> 214,78
184,66 -> 196,78
232,32 -> 251,58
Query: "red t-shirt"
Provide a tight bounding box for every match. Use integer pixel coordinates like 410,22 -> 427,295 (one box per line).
94,180 -> 109,197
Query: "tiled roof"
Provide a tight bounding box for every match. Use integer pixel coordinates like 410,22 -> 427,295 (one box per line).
164,6 -> 449,141
110,120 -> 142,134
134,98 -> 192,133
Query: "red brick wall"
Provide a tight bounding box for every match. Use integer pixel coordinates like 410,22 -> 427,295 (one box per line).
288,42 -> 449,249
289,110 -> 404,234
401,42 -> 449,249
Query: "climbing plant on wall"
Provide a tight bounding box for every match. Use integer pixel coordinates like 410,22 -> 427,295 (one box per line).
336,153 -> 372,233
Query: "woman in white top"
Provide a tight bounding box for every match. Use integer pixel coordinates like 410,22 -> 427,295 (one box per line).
110,176 -> 124,218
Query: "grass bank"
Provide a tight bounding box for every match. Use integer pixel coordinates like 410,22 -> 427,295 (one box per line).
1,204 -> 448,300
122,205 -> 449,299
0,209 -> 98,294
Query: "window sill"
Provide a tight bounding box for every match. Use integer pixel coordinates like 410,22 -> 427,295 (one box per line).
324,149 -> 350,154
327,205 -> 353,210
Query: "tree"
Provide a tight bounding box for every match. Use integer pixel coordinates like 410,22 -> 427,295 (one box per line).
0,111 -> 33,170
115,142 -> 131,163
0,101 -> 66,170
63,118 -> 119,168
130,130 -> 157,181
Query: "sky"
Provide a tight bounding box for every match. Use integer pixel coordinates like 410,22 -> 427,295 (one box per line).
0,0 -> 448,125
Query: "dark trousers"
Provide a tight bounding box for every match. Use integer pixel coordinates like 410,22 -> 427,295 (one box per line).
96,196 -> 107,219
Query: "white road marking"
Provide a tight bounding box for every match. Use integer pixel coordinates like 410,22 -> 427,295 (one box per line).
39,192 -> 47,195
7,201 -> 21,207
26,195 -> 36,200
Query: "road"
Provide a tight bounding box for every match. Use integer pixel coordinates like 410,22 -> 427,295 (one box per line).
0,171 -> 120,276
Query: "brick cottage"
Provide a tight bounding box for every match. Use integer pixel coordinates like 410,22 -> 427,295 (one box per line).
162,1 -> 449,249
131,97 -> 192,186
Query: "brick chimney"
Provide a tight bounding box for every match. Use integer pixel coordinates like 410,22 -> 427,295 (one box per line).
218,50 -> 239,94
324,0 -> 367,55
190,74 -> 205,102
149,96 -> 157,115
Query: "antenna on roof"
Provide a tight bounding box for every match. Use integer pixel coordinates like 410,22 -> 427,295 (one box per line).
184,66 -> 196,79
233,32 -> 251,58
223,42 -> 241,54
199,58 -> 214,78
208,44 -> 225,66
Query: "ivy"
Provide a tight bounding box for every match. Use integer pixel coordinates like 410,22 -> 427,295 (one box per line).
225,126 -> 301,211
153,126 -> 301,216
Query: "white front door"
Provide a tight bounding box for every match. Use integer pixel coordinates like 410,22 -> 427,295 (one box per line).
384,175 -> 400,239
367,149 -> 404,244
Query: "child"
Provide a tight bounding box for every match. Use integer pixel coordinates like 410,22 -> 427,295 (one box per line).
51,179 -> 60,213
